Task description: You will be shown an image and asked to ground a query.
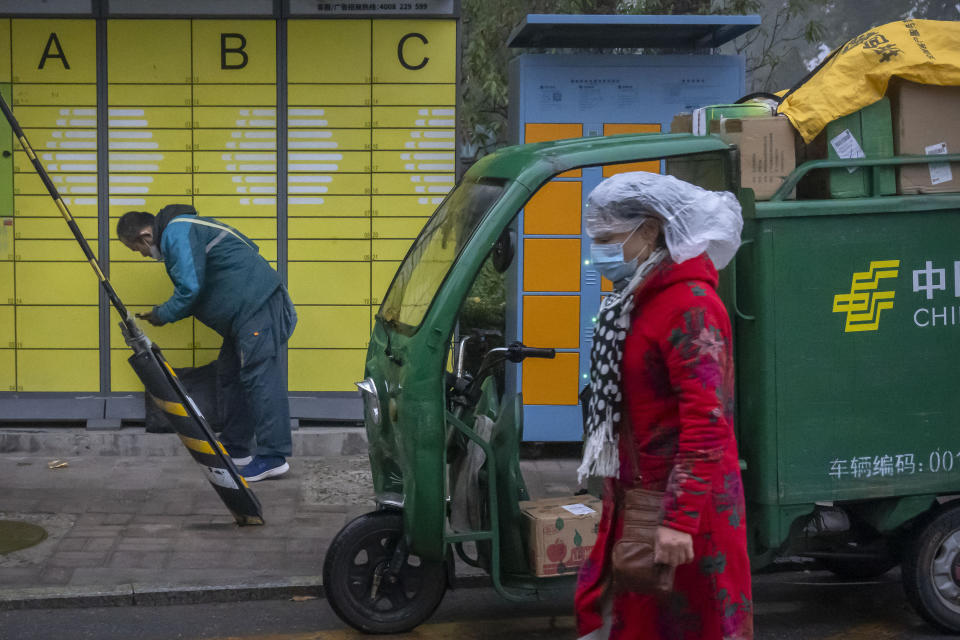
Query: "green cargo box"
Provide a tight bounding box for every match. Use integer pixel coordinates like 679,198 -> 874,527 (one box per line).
733,188 -> 960,556
798,98 -> 896,199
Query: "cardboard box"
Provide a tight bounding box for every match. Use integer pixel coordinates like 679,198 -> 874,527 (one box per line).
891,80 -> 960,194
798,98 -> 896,199
670,112 -> 693,134
521,495 -> 601,578
718,116 -> 797,200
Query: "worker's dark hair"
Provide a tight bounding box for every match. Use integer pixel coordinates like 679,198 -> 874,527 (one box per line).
117,211 -> 155,242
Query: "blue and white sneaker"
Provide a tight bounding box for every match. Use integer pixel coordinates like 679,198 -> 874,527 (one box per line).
240,455 -> 289,482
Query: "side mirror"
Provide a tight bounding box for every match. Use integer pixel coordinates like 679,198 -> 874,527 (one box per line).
491,227 -> 515,273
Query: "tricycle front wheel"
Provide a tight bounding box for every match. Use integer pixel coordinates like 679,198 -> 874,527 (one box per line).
903,506 -> 960,633
322,510 -> 447,634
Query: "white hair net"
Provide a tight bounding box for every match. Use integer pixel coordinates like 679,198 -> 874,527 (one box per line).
584,171 -> 743,269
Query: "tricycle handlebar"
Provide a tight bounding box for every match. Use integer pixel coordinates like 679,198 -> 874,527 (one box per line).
506,343 -> 555,362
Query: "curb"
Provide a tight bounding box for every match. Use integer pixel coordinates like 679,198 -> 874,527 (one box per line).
0,577 -> 323,611
0,573 -> 494,611
0,426 -> 368,458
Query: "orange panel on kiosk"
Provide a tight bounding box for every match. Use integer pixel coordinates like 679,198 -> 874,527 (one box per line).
523,238 -> 580,292
523,295 -> 580,349
524,123 -> 582,178
602,123 -> 661,176
522,352 -> 580,405
524,181 -> 581,235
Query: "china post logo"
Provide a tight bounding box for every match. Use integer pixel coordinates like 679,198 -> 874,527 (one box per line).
832,260 -> 900,332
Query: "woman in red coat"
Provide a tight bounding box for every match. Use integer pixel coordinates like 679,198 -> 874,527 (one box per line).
575,171 -> 752,640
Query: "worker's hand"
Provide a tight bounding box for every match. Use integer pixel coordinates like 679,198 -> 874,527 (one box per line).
654,525 -> 694,567
136,310 -> 165,327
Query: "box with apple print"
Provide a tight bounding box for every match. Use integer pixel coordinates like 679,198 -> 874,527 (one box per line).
521,495 -> 602,578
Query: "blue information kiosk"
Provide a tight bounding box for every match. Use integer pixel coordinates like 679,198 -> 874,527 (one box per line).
505,14 -> 760,441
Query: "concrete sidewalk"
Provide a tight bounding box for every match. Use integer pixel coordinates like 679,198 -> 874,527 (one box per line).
0,427 -> 582,610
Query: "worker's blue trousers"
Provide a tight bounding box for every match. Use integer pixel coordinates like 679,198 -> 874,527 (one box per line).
216,287 -> 297,458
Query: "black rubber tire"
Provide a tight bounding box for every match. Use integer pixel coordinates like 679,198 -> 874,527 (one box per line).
903,507 -> 960,633
322,510 -> 447,634
819,556 -> 897,580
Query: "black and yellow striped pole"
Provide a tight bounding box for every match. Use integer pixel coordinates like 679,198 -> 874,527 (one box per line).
0,93 -> 264,526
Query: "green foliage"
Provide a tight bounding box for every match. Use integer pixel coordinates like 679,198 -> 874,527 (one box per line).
460,0 -> 623,158
459,257 -> 506,334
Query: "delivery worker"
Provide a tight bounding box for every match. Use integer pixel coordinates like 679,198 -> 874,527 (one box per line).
117,205 -> 297,482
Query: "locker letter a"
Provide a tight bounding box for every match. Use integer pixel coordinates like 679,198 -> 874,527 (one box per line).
39,33 -> 70,70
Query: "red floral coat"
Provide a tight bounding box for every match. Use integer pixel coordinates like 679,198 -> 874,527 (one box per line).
575,255 -> 753,640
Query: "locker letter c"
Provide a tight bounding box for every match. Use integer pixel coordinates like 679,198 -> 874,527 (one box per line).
221,33 -> 248,70
39,32 -> 70,70
397,32 -> 428,71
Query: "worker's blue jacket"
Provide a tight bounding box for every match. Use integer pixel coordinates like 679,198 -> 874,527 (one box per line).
151,205 -> 286,338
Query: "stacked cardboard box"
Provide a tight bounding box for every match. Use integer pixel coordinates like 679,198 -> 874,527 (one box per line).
670,111 -> 797,201
670,81 -> 960,201
890,80 -> 960,194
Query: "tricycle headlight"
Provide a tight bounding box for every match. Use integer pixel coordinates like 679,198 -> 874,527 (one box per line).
356,377 -> 382,426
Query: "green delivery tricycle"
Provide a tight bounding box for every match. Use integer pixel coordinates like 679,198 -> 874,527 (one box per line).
323,132 -> 960,634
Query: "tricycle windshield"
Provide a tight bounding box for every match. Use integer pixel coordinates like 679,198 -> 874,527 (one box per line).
379,177 -> 507,333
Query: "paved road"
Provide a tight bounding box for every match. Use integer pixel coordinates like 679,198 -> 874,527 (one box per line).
0,567 -> 945,639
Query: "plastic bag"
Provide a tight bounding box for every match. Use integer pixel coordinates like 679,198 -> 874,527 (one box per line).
778,19 -> 960,143
584,171 -> 743,269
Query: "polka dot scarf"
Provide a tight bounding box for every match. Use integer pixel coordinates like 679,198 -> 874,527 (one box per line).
577,248 -> 667,483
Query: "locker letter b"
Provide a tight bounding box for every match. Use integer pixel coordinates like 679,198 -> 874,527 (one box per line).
221,33 -> 248,70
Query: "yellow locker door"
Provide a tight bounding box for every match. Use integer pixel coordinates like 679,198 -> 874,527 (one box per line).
191,196 -> 278,220
15,262 -> 98,305
108,20 -> 191,84
288,20 -> 370,84
372,195 -> 444,218
0,263 -> 12,304
287,195 -> 370,218
289,348 -> 365,392
287,262 -> 371,306
0,305 -> 13,347
16,306 -> 98,348
18,349 -> 98,391
288,239 -> 369,262
0,349 -> 13,391
371,20 -> 455,84
191,20 -> 275,84
288,306 -> 370,349
12,19 -> 96,84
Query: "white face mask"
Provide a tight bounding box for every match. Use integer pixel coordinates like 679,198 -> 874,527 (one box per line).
148,244 -> 163,261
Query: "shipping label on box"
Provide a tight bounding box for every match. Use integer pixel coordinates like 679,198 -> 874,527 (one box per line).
719,116 -> 797,200
521,495 -> 601,578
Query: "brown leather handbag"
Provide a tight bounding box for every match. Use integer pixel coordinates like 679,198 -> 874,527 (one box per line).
610,416 -> 676,595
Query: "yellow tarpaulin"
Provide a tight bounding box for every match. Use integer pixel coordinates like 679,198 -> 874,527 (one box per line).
778,19 -> 960,143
